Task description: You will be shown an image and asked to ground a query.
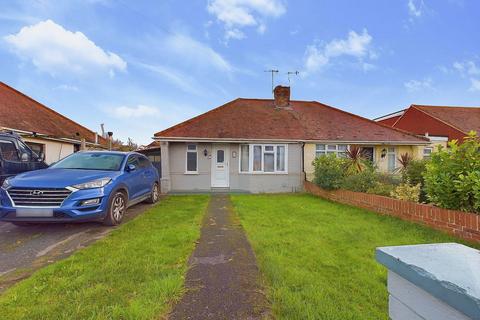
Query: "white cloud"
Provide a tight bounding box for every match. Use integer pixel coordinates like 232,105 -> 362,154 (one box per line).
207,0 -> 286,40
54,84 -> 79,91
112,105 -> 160,119
4,19 -> 126,76
304,29 -> 375,74
453,60 -> 480,76
470,78 -> 480,92
404,78 -> 433,92
136,62 -> 205,95
165,33 -> 232,72
225,28 -> 246,40
407,0 -> 423,18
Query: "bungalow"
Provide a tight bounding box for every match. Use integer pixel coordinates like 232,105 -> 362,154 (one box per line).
375,105 -> 480,154
154,86 -> 428,193
0,81 -> 107,164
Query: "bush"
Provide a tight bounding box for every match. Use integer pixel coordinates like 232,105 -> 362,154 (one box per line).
313,154 -> 346,190
403,159 -> 427,202
423,131 -> 480,213
341,166 -> 377,192
390,182 -> 421,202
367,182 -> 396,197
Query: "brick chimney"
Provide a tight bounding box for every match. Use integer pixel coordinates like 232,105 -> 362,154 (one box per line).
274,85 -> 290,108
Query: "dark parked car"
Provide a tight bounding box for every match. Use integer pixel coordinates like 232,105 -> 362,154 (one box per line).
0,131 -> 47,184
0,151 -> 160,226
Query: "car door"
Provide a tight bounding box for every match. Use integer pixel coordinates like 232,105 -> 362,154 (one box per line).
0,139 -> 28,182
138,155 -> 155,195
124,155 -> 144,200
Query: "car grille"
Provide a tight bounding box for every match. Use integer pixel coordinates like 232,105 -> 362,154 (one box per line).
7,188 -> 72,207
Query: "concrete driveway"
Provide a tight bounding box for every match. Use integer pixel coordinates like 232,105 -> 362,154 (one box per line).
0,202 -> 152,292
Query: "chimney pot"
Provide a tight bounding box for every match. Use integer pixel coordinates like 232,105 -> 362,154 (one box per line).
274,85 -> 290,108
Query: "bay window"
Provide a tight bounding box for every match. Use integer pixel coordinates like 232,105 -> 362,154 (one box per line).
240,144 -> 287,173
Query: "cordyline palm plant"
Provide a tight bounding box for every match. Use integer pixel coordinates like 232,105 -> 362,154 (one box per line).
344,145 -> 369,174
396,152 -> 413,174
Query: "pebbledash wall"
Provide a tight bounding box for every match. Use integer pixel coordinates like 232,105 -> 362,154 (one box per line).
304,181 -> 480,243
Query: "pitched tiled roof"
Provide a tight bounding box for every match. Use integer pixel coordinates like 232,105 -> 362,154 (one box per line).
412,105 -> 480,134
0,82 -> 106,145
155,98 -> 427,143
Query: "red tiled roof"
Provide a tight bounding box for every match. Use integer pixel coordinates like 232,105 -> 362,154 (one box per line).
0,82 -> 106,145
155,98 -> 427,143
412,105 -> 480,134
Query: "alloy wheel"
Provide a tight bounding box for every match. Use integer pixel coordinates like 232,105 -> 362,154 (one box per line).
112,194 -> 126,222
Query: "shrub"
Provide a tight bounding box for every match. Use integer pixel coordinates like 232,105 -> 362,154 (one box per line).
390,182 -> 421,202
344,145 -> 370,174
403,159 -> 427,202
423,131 -> 480,213
313,154 -> 346,190
341,166 -> 377,192
367,182 -> 396,197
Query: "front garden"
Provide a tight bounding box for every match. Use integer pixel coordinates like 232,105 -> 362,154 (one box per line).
232,194 -> 479,320
0,195 -> 209,320
313,131 -> 480,214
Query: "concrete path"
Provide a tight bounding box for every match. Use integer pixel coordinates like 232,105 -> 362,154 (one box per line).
169,194 -> 270,320
0,202 -> 151,292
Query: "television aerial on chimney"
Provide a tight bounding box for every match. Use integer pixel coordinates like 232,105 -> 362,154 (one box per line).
287,71 -> 299,86
264,69 -> 279,94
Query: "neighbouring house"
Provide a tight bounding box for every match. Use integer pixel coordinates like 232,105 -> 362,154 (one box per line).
153,86 -> 428,193
375,105 -> 480,156
0,81 -> 107,164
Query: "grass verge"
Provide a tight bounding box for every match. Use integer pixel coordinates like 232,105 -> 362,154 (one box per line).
0,195 -> 209,320
231,193 -> 479,320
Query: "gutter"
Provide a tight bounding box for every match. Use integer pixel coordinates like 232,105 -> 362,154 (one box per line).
152,136 -> 430,145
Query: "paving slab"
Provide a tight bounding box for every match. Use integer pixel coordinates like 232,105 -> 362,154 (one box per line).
169,194 -> 270,320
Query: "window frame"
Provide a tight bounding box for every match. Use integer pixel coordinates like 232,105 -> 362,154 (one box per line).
238,144 -> 288,174
387,147 -> 396,172
185,143 -> 198,174
315,144 -> 349,158
423,147 -> 433,159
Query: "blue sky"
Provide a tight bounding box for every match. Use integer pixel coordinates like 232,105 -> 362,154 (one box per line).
1,0 -> 479,145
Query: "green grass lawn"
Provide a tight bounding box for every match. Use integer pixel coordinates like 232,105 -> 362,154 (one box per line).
231,193 -> 479,320
0,195 -> 209,320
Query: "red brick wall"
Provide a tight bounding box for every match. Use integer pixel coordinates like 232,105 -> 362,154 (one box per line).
304,181 -> 480,243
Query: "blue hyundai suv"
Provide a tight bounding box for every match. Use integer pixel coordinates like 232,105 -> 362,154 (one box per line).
0,151 -> 160,226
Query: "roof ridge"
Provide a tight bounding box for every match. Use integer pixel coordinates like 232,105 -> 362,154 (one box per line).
310,101 -> 429,142
0,81 -> 106,144
410,105 -> 469,135
413,104 -> 480,109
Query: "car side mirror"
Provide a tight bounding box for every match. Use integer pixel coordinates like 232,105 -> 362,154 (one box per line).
20,153 -> 30,162
127,164 -> 136,172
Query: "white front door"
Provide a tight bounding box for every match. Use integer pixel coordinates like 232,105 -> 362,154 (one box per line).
211,145 -> 229,188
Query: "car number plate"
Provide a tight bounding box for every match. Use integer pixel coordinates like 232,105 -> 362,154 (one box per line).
16,208 -> 54,217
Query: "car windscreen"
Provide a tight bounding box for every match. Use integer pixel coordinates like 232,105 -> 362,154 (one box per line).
50,153 -> 125,171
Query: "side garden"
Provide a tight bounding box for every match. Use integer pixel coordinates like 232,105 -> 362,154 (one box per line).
313,131 -> 480,214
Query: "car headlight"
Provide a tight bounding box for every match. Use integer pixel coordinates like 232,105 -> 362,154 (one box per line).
71,178 -> 112,190
1,178 -> 11,190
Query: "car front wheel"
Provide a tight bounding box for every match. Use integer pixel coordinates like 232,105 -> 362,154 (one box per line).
103,191 -> 127,226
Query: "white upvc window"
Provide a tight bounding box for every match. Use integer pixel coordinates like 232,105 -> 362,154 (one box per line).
315,144 -> 348,158
185,143 -> 198,173
387,147 -> 396,172
239,144 -> 288,174
423,147 -> 433,159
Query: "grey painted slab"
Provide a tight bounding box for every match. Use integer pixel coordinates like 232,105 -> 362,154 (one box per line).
389,294 -> 424,320
376,243 -> 480,320
389,271 -> 470,320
